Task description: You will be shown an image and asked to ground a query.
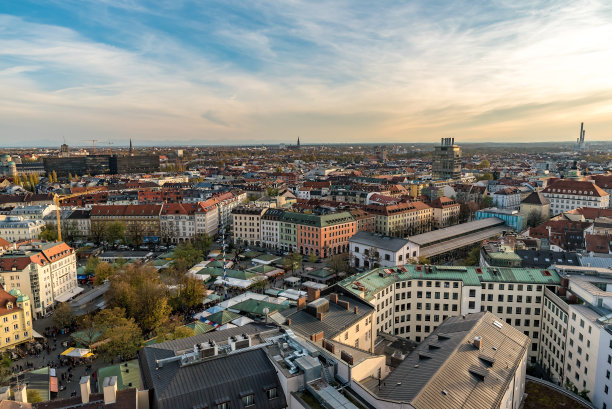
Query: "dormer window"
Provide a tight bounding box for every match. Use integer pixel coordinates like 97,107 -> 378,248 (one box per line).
7,303 -> 12,310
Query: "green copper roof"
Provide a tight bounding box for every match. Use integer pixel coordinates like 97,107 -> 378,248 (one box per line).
231,299 -> 289,316
97,360 -> 141,391
8,288 -> 29,302
280,211 -> 355,227
339,264 -> 561,302
207,310 -> 241,325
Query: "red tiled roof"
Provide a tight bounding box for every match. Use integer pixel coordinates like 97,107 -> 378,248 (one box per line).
543,180 -> 609,197
586,234 -> 611,254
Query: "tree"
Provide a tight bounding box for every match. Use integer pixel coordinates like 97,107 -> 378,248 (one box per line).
462,245 -> 481,266
27,390 -> 43,403
73,315 -> 103,347
90,222 -> 105,244
477,172 -> 494,181
192,233 -> 213,255
61,220 -> 80,243
104,221 -> 126,245
526,210 -> 545,228
328,254 -> 348,273
94,308 -> 143,362
480,196 -> 493,209
417,256 -> 431,265
106,263 -> 172,334
365,246 -> 381,268
170,276 -> 206,312
173,242 -> 203,272
84,257 -> 101,275
578,389 -> 591,401
308,253 -> 318,263
93,261 -> 115,285
51,170 -> 57,183
155,325 -> 195,343
128,222 -> 145,247
39,223 -> 58,242
0,353 -> 12,385
53,302 -> 75,329
477,159 -> 490,169
283,251 -> 302,273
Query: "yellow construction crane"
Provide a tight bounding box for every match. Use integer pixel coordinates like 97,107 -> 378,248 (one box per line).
54,187 -> 105,241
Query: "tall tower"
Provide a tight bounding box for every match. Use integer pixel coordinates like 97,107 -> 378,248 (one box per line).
296,136 -> 301,150
432,138 -> 462,180
129,139 -> 134,156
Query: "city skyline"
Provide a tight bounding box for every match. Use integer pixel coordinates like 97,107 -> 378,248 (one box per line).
2,0 -> 612,145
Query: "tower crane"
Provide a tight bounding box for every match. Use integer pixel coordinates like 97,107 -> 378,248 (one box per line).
53,187 -> 106,241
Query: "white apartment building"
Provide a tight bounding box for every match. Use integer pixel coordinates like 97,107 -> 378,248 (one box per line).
0,242 -> 78,317
492,187 -> 522,209
260,208 -> 283,250
195,201 -> 219,237
349,231 -> 418,269
339,264 -> 560,362
10,204 -> 58,220
0,216 -> 46,242
542,179 -> 610,216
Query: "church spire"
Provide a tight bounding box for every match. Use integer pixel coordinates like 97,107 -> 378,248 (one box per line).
297,136 -> 301,150
129,138 -> 134,156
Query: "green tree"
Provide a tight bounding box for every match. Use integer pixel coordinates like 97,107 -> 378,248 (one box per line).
27,390 -> 43,403
308,253 -> 318,263
95,307 -> 143,362
477,159 -> 490,169
39,223 -> 58,241
192,233 -> 213,255
84,256 -> 101,275
477,172 -> 494,181
106,263 -> 172,334
283,251 -> 302,273
462,245 -> 481,266
417,256 -> 432,265
53,302 -> 75,329
171,276 -> 206,312
578,389 -> 591,401
480,196 -> 493,209
93,261 -> 115,285
155,326 -> 195,343
0,353 -> 12,385
173,242 -> 203,272
104,221 -> 126,244
328,254 -> 348,273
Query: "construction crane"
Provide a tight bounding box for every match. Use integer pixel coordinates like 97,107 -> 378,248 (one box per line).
53,187 -> 105,242
84,139 -> 98,154
107,141 -> 114,154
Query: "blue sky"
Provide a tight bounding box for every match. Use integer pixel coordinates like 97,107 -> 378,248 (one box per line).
1,0 -> 612,146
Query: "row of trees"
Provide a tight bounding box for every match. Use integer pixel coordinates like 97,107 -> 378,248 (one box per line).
55,261 -> 207,362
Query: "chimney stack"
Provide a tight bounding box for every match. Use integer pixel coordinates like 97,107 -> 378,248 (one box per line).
103,376 -> 117,404
307,287 -> 320,302
330,293 -> 338,303
473,336 -> 482,349
14,384 -> 27,403
80,376 -> 91,404
297,297 -> 306,310
354,306 -> 359,314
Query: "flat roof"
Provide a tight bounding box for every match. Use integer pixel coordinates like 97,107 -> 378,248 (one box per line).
339,265 -> 561,301
409,218 -> 505,246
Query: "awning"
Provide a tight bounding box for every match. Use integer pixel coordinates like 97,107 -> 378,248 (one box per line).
61,347 -> 94,358
32,329 -> 45,339
54,286 -> 85,303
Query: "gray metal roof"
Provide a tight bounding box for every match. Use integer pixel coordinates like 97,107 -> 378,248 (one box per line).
139,323 -> 287,409
361,312 -> 530,409
349,231 -> 410,252
282,290 -> 373,340
409,218 -> 505,246
417,226 -> 508,257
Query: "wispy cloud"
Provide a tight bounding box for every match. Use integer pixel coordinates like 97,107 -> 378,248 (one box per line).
0,0 -> 611,145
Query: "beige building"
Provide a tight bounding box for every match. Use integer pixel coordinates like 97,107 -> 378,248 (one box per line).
231,206 -> 267,246
520,191 -> 551,221
0,287 -> 33,351
0,242 -> 78,317
430,196 -> 461,228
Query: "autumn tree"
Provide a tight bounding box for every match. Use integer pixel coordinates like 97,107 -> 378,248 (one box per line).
328,254 -> 348,273
94,307 -> 143,362
106,263 -> 171,334
173,242 -> 203,272
104,221 -> 126,245
53,302 -> 75,329
93,261 -> 115,285
170,276 -> 206,312
39,223 -> 58,242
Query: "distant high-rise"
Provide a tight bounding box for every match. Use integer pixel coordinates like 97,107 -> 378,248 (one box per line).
432,138 -> 461,180
59,143 -> 70,157
576,122 -> 586,151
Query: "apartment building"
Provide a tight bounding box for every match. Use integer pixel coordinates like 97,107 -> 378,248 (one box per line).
492,187 -> 523,210
349,231 -> 417,268
160,203 -> 200,243
0,242 -> 78,317
0,216 -> 45,242
90,204 -> 162,244
231,207 -> 267,246
542,179 -> 610,215
339,264 -> 561,362
281,211 -> 356,257
10,204 -> 58,220
260,208 -> 284,250
0,286 -> 34,351
430,196 -> 461,228
364,202 -> 420,237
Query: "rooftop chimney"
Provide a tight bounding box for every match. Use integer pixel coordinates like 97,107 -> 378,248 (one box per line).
14,384 -> 27,403
307,287 -> 320,302
80,376 -> 91,404
103,376 -> 117,404
297,297 -> 306,310
473,336 -> 482,349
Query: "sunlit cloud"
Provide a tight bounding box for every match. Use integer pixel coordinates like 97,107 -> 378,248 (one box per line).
0,0 -> 611,145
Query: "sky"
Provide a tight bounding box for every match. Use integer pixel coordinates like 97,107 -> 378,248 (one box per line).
1,0 -> 612,146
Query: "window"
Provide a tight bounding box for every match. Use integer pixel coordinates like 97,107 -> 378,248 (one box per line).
242,394 -> 254,406
217,402 -> 229,409
266,388 -> 277,399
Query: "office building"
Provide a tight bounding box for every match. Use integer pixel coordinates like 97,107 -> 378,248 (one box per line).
432,138 -> 462,180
